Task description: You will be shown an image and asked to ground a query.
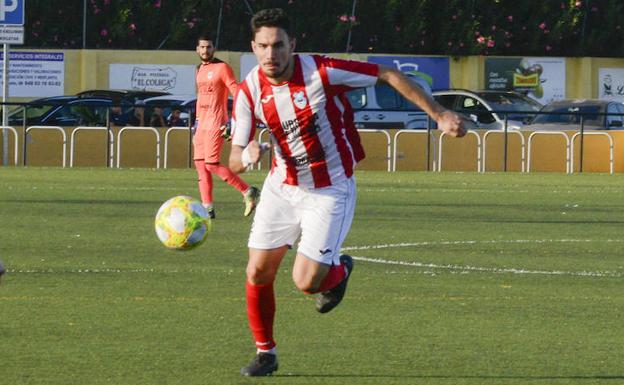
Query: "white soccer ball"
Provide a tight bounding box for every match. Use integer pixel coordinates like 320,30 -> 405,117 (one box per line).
154,195 -> 211,250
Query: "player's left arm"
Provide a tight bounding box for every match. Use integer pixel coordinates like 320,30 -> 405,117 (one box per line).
377,66 -> 467,137
223,63 -> 239,97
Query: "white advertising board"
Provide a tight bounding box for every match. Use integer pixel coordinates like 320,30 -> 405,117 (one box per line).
598,68 -> 624,103
0,51 -> 64,97
109,64 -> 196,94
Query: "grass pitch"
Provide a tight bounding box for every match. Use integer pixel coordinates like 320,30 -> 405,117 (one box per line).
1,167 -> 623,385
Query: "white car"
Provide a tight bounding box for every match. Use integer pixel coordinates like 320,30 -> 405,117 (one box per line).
346,74 -> 432,130
433,89 -> 542,130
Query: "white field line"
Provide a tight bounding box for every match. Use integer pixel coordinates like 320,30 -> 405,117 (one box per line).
341,238 -> 624,251
343,239 -> 624,278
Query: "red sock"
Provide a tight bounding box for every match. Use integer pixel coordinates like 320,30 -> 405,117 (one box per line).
315,263 -> 347,293
206,163 -> 249,195
246,281 -> 276,350
194,160 -> 213,205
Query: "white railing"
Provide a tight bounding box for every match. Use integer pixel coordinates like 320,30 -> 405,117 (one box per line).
25,126 -> 67,168
392,129 -> 437,172
163,126 -> 191,169
570,131 -> 614,174
438,130 -> 482,172
482,130 -> 526,172
0,126 -> 19,166
527,131 -> 571,173
358,128 -> 392,172
116,126 -> 161,169
70,126 -> 115,167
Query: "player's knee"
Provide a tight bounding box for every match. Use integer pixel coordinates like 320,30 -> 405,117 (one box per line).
246,265 -> 275,285
292,271 -> 319,293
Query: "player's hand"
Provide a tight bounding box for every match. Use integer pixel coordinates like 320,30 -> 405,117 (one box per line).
219,122 -> 231,141
241,141 -> 270,167
437,110 -> 468,137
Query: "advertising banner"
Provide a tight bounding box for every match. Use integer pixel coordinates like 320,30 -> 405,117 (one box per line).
367,56 -> 450,92
485,57 -> 565,104
109,64 -> 196,94
598,68 -> 624,103
0,51 -> 64,97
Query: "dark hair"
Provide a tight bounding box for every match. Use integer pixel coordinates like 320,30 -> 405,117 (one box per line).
250,8 -> 292,38
197,33 -> 215,45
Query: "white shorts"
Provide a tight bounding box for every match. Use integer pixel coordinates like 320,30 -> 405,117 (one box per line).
248,174 -> 356,265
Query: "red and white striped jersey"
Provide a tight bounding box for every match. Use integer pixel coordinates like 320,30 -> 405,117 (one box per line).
232,54 -> 379,188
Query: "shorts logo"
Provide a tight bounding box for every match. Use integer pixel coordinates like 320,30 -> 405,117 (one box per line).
319,248 -> 332,256
293,91 -> 307,109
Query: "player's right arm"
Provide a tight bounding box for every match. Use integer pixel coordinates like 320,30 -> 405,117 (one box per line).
229,80 -> 259,173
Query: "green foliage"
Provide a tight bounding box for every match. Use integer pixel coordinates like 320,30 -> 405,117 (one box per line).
22,0 -> 624,56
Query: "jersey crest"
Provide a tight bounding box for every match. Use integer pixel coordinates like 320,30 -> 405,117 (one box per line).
292,91 -> 307,109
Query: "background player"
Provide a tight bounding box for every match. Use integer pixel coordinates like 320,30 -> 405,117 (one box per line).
229,8 -> 467,377
194,34 -> 259,218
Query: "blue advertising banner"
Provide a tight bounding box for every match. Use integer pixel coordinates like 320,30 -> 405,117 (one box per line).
367,56 -> 450,92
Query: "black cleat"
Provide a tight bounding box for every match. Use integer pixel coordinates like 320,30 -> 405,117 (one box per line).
240,352 -> 278,377
207,208 -> 215,219
243,187 -> 260,217
0,261 -> 5,284
316,254 -> 354,313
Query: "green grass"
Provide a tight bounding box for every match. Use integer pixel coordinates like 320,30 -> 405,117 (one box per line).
1,167 -> 623,385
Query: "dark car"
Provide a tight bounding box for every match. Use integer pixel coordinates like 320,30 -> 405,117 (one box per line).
8,96 -> 113,127
76,89 -> 170,106
433,89 -> 543,129
523,99 -> 624,130
142,94 -> 197,127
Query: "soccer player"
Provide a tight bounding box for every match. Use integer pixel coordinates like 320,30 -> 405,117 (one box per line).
229,8 -> 467,377
194,34 -> 259,218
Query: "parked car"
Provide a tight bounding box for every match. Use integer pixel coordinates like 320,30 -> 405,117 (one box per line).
8,96 -> 113,127
523,99 -> 624,131
433,89 -> 543,130
346,74 -> 432,130
76,89 -> 170,106
142,94 -> 197,127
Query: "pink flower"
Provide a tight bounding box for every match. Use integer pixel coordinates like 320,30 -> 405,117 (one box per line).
395,25 -> 401,32
452,14 -> 457,20
186,22 -> 195,29
338,15 -> 348,22
475,31 -> 481,36
448,41 -> 453,46
539,22 -> 546,30
349,15 -> 357,22
476,36 -> 486,44
154,0 -> 161,8
487,40 -> 495,48
129,23 -> 136,31
575,1 -> 582,7
100,28 -> 108,37
491,25 -> 497,31
546,45 -> 552,51
507,15 -> 513,22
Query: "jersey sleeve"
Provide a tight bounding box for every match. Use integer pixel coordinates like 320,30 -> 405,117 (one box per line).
321,56 -> 379,90
231,80 -> 256,147
222,63 -> 238,96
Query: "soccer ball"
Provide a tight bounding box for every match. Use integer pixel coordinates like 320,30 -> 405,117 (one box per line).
155,195 -> 211,250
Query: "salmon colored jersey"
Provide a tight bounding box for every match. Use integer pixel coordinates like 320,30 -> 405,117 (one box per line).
194,59 -> 238,162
